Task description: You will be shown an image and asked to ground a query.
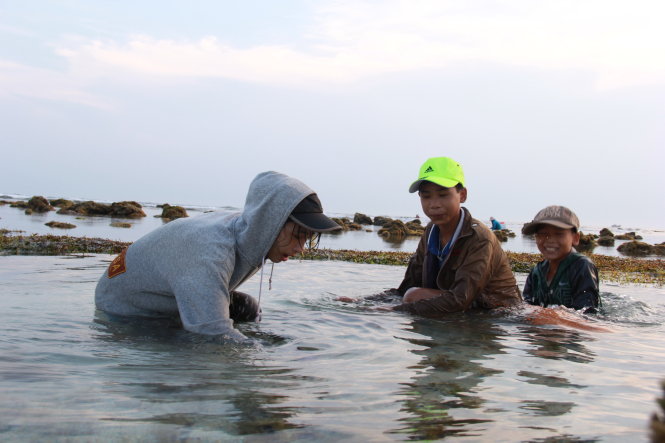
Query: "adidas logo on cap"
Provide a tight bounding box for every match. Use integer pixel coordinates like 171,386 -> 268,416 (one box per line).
424,166 -> 434,173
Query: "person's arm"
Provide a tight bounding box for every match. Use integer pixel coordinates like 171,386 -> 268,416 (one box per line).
170,252 -> 250,342
570,258 -> 600,312
393,237 -> 494,317
522,270 -> 535,305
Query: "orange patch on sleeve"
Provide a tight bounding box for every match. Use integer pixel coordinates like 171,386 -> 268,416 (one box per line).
108,248 -> 128,278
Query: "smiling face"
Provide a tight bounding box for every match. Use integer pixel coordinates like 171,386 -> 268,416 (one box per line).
418,181 -> 467,232
534,225 -> 580,265
266,221 -> 312,263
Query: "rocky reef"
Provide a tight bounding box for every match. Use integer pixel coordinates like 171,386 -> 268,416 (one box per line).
331,217 -> 363,232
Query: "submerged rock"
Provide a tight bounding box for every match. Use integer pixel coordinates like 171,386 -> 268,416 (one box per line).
617,241 -> 653,257
330,217 -> 362,232
353,213 -> 373,225
159,204 -> 188,220
110,222 -> 132,228
45,221 -> 76,229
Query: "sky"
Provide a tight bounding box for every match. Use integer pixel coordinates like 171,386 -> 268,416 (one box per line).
1,0 -> 664,229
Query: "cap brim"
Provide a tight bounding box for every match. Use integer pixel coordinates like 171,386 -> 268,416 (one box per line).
522,220 -> 576,235
289,214 -> 342,233
409,177 -> 462,193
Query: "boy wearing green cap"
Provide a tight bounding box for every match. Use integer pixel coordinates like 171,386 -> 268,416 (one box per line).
389,157 -> 521,317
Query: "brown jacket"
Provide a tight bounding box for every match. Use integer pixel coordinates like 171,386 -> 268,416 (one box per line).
394,208 -> 521,317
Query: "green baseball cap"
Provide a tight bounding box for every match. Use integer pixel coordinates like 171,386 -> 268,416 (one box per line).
408,157 -> 465,193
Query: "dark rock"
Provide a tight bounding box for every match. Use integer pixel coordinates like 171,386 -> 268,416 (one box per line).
45,221 -> 76,229
616,231 -> 643,240
353,213 -> 373,225
24,208 -> 33,215
346,222 -> 362,231
58,200 -> 146,218
159,204 -> 188,220
378,220 -> 423,239
599,228 -> 614,237
49,198 -> 74,209
617,241 -> 652,257
597,236 -> 615,247
26,196 -> 54,213
652,245 -> 665,257
373,216 -> 392,226
330,217 -> 351,232
576,231 -> 596,252
405,220 -> 425,236
10,201 -> 28,209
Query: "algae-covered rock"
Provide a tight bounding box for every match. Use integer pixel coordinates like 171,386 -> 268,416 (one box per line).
45,221 -> 76,229
353,213 -> 373,225
405,219 -> 425,236
597,236 -> 615,247
110,201 -> 146,218
576,232 -> 596,252
616,231 -> 643,240
330,217 -> 351,232
378,219 -> 423,239
373,216 -> 392,226
599,228 -> 614,237
27,196 -> 54,213
617,241 -> 653,257
653,245 -> 665,257
58,200 -> 146,218
110,222 -> 132,228
159,204 -> 188,220
493,230 -> 509,242
49,198 -> 74,209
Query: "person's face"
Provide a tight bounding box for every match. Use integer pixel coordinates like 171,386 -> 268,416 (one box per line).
534,225 -> 580,264
267,221 -> 310,263
418,181 -> 467,230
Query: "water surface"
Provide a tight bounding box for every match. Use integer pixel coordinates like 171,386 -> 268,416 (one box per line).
1,255 -> 663,441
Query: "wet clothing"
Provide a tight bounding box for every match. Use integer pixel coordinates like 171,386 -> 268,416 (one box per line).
393,208 -> 522,317
523,252 -> 600,312
95,171 -> 315,341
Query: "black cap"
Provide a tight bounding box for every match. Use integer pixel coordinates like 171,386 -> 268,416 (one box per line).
289,194 -> 341,233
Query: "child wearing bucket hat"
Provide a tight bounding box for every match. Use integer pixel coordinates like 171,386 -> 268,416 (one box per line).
521,205 -> 600,312
388,157 -> 521,317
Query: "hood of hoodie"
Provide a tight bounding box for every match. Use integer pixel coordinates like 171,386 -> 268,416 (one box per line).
233,171 -> 316,267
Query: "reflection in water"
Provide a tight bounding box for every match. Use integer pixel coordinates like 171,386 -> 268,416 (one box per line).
516,326 -> 597,363
91,314 -> 304,438
391,314 -> 507,439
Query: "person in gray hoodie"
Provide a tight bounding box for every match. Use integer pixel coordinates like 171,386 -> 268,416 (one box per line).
95,171 -> 341,342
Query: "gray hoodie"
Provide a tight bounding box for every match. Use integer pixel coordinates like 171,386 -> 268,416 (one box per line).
95,171 -> 315,341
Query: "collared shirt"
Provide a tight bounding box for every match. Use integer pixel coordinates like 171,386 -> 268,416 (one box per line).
426,208 -> 466,269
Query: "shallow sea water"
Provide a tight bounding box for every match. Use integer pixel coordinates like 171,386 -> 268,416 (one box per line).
1,255 -> 664,442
